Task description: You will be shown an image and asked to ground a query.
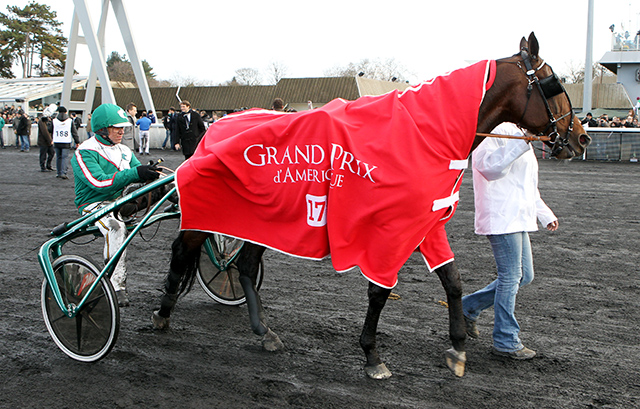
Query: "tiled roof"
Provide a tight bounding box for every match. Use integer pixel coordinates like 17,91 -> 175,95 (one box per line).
273,77 -> 360,103
64,77 -> 411,113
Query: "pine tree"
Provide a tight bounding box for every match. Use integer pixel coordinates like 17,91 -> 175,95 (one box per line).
0,1 -> 67,78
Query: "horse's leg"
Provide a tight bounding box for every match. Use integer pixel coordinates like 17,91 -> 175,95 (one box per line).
359,282 -> 393,379
434,261 -> 467,377
152,230 -> 209,329
236,242 -> 284,352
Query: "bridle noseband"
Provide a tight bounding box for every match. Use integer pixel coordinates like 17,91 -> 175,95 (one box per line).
516,49 -> 575,157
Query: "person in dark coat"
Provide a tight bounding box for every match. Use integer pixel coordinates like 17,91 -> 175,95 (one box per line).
174,100 -> 206,160
37,116 -> 54,171
15,110 -> 31,152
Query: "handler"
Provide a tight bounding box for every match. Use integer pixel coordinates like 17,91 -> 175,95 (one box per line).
463,122 -> 558,360
71,103 -> 160,307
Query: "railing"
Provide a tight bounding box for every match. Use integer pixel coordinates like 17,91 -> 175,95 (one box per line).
611,32 -> 640,52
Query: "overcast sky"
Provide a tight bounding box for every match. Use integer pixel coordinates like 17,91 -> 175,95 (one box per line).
5,0 -> 640,84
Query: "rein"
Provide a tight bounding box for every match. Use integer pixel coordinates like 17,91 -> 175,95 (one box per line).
476,132 -> 551,142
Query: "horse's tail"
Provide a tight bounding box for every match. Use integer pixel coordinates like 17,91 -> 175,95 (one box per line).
167,231 -> 202,297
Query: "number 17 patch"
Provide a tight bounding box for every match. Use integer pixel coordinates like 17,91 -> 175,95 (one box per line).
306,194 -> 327,227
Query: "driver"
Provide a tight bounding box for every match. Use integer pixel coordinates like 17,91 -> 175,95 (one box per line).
71,103 -> 160,307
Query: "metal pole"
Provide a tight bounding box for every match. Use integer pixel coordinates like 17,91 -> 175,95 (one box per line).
583,0 -> 595,114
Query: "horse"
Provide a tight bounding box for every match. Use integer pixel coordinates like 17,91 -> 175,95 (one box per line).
151,32 -> 590,380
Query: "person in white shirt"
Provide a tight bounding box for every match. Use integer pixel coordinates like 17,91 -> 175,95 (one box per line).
463,122 -> 558,360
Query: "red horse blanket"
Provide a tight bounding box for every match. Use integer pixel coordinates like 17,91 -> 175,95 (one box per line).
177,60 -> 496,288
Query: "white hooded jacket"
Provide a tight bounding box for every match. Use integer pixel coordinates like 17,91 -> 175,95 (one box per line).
472,122 -> 557,235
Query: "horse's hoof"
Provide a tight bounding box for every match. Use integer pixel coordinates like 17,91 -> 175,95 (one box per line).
365,363 -> 392,380
445,348 -> 466,377
151,310 -> 170,330
262,329 -> 284,351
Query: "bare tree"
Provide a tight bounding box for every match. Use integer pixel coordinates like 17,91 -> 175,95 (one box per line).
324,57 -> 410,82
234,67 -> 262,85
561,61 -> 615,84
266,61 -> 288,85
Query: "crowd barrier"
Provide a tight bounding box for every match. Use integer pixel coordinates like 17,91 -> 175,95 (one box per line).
520,128 -> 640,162
1,124 -> 171,149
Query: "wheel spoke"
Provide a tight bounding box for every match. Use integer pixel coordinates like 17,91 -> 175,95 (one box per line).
75,313 -> 83,351
203,268 -> 225,287
226,271 -> 238,299
78,310 -> 111,338
81,291 -> 106,315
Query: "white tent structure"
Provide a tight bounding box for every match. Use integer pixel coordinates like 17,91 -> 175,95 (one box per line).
0,76 -> 87,114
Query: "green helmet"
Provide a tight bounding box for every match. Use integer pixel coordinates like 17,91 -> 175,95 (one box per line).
91,103 -> 131,132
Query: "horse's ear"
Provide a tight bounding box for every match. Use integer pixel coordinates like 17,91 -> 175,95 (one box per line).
528,32 -> 539,59
519,36 -> 528,51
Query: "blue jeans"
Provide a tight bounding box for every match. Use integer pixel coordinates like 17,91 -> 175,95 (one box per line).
162,129 -> 171,148
462,232 -> 534,352
19,134 -> 30,151
54,146 -> 69,176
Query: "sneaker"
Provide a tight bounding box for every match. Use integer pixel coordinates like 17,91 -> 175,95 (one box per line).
464,316 -> 479,339
60,175 -> 69,180
46,167 -> 54,171
116,289 -> 130,307
492,346 -> 536,360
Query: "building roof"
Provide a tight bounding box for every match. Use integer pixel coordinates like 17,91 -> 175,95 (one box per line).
0,76 -> 87,104
68,76 -> 408,113
5,75 -> 414,114
274,77 -> 360,103
599,50 -> 640,74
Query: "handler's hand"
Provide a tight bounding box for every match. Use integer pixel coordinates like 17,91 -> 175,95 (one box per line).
174,143 -> 180,150
137,164 -> 160,181
546,220 -> 559,231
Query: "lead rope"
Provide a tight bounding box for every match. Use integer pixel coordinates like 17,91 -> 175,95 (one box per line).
476,132 -> 552,156
475,132 -> 550,142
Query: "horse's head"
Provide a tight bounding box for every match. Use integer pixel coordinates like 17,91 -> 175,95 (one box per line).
481,32 -> 591,159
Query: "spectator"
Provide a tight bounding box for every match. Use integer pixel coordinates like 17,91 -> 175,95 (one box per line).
0,113 -> 5,149
52,106 -> 79,180
161,108 -> 174,150
623,116 -> 636,127
37,115 -> 54,172
70,112 -> 83,140
15,109 -> 31,152
597,114 -> 610,127
174,100 -> 206,160
135,114 -> 152,155
122,103 -> 138,151
147,110 -> 156,123
581,112 -> 597,127
12,113 -> 20,148
272,98 -> 285,111
610,116 -> 622,127
86,113 -> 93,138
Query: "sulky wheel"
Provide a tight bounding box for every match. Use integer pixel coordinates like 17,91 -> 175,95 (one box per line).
41,255 -> 119,362
197,235 -> 264,306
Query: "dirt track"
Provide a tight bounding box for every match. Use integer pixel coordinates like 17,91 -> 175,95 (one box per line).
1,147 -> 639,408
